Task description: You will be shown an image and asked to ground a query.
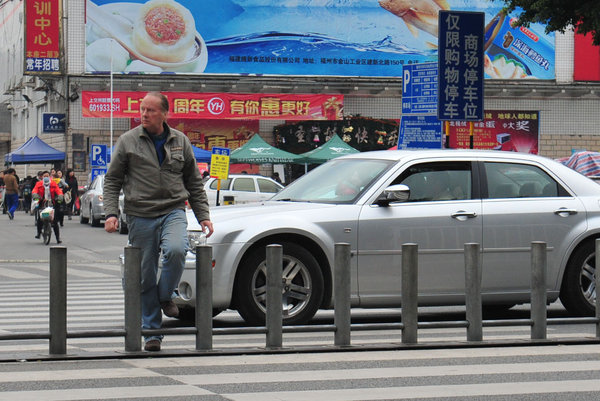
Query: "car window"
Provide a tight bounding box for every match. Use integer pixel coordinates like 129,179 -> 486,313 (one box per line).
485,162 -> 561,198
232,178 -> 256,192
271,158 -> 394,204
393,161 -> 472,201
209,178 -> 231,190
92,175 -> 102,190
257,178 -> 281,194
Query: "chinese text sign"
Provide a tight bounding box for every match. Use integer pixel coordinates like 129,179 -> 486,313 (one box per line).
438,11 -> 484,121
25,0 -> 61,74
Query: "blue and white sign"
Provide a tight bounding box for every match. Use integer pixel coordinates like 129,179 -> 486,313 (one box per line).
402,63 -> 438,115
42,113 -> 66,133
211,147 -> 231,156
398,115 -> 443,149
90,144 -> 108,167
90,168 -> 107,182
438,11 -> 485,121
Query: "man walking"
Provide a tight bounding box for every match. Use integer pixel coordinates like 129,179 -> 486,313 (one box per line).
3,168 -> 19,220
103,92 -> 213,352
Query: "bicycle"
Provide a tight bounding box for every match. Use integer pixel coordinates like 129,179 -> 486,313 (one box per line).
34,200 -> 54,245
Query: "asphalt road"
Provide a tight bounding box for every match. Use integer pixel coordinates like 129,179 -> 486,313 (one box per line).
0,208 -> 128,264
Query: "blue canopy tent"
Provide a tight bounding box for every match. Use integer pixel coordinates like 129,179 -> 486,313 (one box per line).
192,146 -> 212,163
4,136 -> 65,164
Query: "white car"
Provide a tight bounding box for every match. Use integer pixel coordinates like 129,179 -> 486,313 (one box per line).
170,149 -> 600,326
204,174 -> 284,206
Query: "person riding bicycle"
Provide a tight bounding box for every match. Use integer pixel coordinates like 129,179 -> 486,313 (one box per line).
32,171 -> 64,244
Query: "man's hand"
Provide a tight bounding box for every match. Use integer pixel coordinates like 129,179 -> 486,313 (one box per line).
105,216 -> 119,233
200,220 -> 214,237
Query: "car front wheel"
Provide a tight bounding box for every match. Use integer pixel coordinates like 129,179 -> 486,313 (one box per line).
234,242 -> 324,326
79,205 -> 89,224
90,207 -> 101,227
560,241 -> 596,316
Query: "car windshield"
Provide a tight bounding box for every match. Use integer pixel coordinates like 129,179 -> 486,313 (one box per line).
272,158 -> 394,204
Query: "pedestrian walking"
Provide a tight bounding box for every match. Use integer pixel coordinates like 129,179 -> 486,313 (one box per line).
54,170 -> 68,226
3,168 -> 19,220
64,169 -> 79,220
103,92 -> 214,352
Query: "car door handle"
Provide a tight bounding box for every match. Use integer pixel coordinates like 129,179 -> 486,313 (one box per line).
554,208 -> 578,216
451,211 -> 478,220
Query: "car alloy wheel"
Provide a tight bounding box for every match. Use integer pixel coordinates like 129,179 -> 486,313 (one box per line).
235,242 -> 324,325
560,240 -> 596,316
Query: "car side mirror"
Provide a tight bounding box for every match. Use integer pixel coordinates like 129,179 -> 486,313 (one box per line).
375,184 -> 410,206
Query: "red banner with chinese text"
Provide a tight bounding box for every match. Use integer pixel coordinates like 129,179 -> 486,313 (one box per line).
82,91 -> 344,120
25,0 -> 62,74
131,118 -> 259,151
448,111 -> 539,154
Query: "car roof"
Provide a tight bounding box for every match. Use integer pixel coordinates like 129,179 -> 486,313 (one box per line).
340,149 -> 557,164
210,174 -> 275,179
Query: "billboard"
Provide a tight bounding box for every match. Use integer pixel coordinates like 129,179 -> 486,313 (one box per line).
25,0 -> 62,74
85,0 -> 555,79
131,118 -> 260,151
82,91 -> 343,120
448,110 -> 539,154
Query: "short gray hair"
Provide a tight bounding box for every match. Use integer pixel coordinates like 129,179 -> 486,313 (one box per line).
146,92 -> 169,113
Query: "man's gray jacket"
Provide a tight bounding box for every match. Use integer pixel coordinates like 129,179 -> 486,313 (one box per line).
103,124 -> 210,224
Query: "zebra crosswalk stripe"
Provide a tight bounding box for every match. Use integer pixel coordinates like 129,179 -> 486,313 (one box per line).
1,345 -> 600,400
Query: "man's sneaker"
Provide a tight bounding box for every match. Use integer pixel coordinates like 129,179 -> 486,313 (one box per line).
160,300 -> 179,317
144,339 -> 161,352
8,212 -> 13,220
35,234 -> 40,239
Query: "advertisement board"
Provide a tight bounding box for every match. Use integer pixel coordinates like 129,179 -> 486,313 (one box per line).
85,0 -> 555,79
25,0 -> 62,74
448,111 -> 539,154
82,91 -> 343,120
275,117 -> 399,154
131,118 -> 259,150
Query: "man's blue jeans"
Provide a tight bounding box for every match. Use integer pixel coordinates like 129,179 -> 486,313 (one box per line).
127,209 -> 188,342
5,193 -> 19,216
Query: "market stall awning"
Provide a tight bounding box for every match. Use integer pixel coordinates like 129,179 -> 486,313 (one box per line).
229,134 -> 302,164
297,135 -> 359,164
4,136 -> 65,164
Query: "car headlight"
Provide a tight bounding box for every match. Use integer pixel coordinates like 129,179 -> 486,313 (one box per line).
188,231 -> 207,253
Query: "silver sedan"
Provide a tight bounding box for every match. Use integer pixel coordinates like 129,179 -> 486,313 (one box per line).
173,149 -> 600,325
79,174 -> 105,227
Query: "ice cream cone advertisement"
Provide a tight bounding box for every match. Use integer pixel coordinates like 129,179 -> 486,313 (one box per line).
483,12 -> 554,80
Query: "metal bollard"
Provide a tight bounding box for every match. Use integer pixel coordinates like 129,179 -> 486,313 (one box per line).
401,243 -> 418,344
196,245 -> 213,351
49,246 -> 67,355
464,243 -> 482,341
531,241 -> 547,340
596,239 -> 600,338
334,243 -> 351,346
124,246 -> 142,352
266,244 -> 283,349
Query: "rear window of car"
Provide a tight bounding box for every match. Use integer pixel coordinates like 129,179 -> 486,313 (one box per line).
232,178 -> 256,192
257,178 -> 281,193
484,162 -> 562,198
